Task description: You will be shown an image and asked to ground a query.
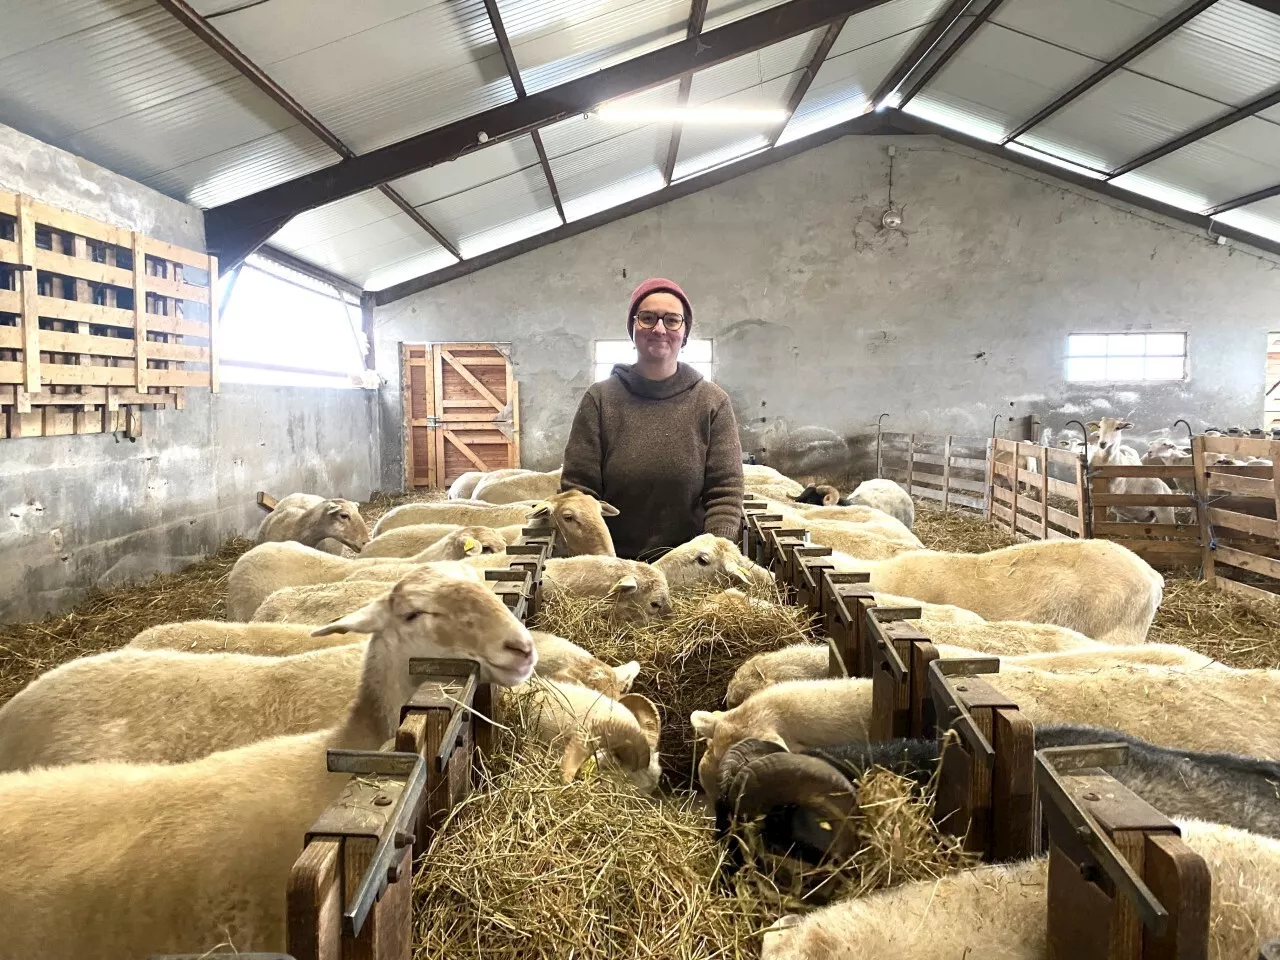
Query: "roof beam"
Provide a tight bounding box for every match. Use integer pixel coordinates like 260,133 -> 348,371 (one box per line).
373,111 -> 905,304
896,0 -> 1008,108
663,0 -> 710,185
1002,0 -> 1219,146
256,245 -> 366,299
1108,85 -> 1280,179
1204,181 -> 1280,218
868,0 -> 973,109
204,0 -> 900,269
152,0 -> 457,272
768,17 -> 846,146
481,0 -> 566,223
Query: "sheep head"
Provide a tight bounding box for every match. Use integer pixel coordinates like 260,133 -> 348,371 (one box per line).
692,707 -> 786,801
450,526 -> 507,558
550,658 -> 641,700
312,568 -> 536,688
605,569 -> 672,622
311,498 -> 371,551
654,534 -> 764,592
532,490 -> 619,557
561,693 -> 663,793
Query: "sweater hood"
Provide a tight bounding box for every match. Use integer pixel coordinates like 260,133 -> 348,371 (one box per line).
611,362 -> 704,400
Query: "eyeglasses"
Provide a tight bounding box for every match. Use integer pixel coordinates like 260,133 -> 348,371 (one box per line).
634,310 -> 686,331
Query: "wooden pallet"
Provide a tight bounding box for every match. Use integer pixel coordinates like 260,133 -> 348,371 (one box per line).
0,191 -> 216,439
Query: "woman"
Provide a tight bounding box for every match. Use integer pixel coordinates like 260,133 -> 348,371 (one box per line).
561,278 -> 744,561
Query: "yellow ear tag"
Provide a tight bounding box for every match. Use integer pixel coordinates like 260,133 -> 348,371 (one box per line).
463,537 -> 479,552
579,755 -> 599,778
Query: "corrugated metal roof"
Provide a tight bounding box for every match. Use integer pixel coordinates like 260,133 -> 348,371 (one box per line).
688,30 -> 820,105
828,0 -> 949,59
390,136 -> 544,208
501,0 -> 689,95
703,0 -> 792,32
1216,193 -> 1280,243
1016,69 -> 1226,171
906,23 -> 1101,143
1109,115 -> 1280,211
539,81 -> 681,158
674,72 -> 797,179
991,0 -> 1187,62
416,156 -> 560,256
549,125 -> 668,220
1127,0 -> 1280,108
1,0 -> 153,61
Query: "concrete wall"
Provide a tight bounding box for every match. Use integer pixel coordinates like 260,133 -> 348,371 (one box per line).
374,133 -> 1280,489
0,123 -> 379,622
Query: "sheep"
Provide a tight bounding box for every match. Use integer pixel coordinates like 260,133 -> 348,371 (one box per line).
372,500 -> 536,537
253,579 -> 424,624
128,621 -> 358,656
448,470 -> 491,499
541,556 -> 672,622
792,484 -> 847,506
256,493 -> 370,553
532,631 -> 640,699
228,529 -> 503,620
844,478 -> 914,529
836,539 -> 1164,645
760,820 -> 1280,960
0,569 -> 536,773
784,502 -> 915,539
1089,417 -> 1177,524
472,468 -> 563,504
504,678 -> 663,792
795,517 -> 923,559
1142,437 -> 1192,468
360,522 -> 464,557
653,534 -> 772,592
0,569 -> 536,958
743,464 -> 804,497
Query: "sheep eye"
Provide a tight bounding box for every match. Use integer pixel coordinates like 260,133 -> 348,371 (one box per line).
649,600 -> 662,610
695,555 -> 710,566
561,512 -> 576,522
339,512 -> 351,520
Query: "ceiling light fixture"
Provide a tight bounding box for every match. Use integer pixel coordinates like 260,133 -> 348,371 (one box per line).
592,106 -> 790,124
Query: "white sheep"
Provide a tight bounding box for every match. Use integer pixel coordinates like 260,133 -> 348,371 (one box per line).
761,820 -> 1280,960
504,678 -> 663,792
846,478 -> 914,529
0,569 -> 536,958
372,500 -> 536,537
541,556 -> 672,622
795,517 -> 923,559
653,534 -> 772,592
360,522 -> 509,558
257,493 -> 371,553
128,621 -> 358,655
252,579 -> 437,624
1089,418 -> 1177,524
532,631 -> 640,699
743,464 -> 805,497
472,468 -> 563,504
448,470 -> 492,499
834,539 -> 1164,646
0,570 -> 535,773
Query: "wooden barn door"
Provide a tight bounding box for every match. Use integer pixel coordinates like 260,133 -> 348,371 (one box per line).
401,342 -> 520,489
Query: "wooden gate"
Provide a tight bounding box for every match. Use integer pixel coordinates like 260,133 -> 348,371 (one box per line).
401,342 -> 520,489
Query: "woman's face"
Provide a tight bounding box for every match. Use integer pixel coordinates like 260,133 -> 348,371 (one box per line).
633,292 -> 685,364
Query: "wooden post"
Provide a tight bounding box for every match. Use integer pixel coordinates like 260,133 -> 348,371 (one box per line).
906,433 -> 915,496
208,254 -> 220,393
1075,453 -> 1088,539
1191,437 -> 1214,585
942,435 -> 953,513
1010,442 -> 1020,537
17,195 -> 39,396
131,231 -> 147,391
1040,446 -> 1050,540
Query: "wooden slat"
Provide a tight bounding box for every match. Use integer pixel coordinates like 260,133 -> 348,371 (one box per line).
1214,544 -> 1280,580
991,483 -> 1014,505
147,368 -> 209,387
142,235 -> 209,270
1207,507 -> 1278,539
34,296 -> 134,328
27,197 -> 131,247
30,363 -> 204,388
0,385 -> 168,406
949,454 -> 989,470
37,329 -> 135,358
131,231 -> 147,390
991,501 -> 1013,525
449,355 -> 506,365
440,348 -> 504,411
1090,464 -> 1195,479
18,195 -> 39,394
1090,493 -> 1195,507
1015,512 -> 1044,538
146,314 -> 209,338
147,340 -> 210,363
1215,576 -> 1280,604
1204,435 -> 1274,458
1045,505 -> 1082,533
1193,437 -> 1216,584
1091,521 -> 1198,539
208,254 -> 219,393
948,475 -> 988,494
0,326 -> 19,349
1204,472 -> 1274,498
144,273 -> 211,304
443,428 -> 490,471
33,247 -> 133,287
914,485 -> 945,502
1045,476 -> 1080,500
910,471 -> 944,488
1106,539 -> 1202,556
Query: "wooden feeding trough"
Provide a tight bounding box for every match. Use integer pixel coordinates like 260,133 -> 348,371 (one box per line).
819,569 -> 876,678
1039,743 -> 1211,960
866,604 -> 938,741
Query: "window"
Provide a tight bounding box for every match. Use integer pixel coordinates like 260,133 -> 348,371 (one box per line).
1066,333 -> 1187,383
593,339 -> 715,382
219,255 -> 371,388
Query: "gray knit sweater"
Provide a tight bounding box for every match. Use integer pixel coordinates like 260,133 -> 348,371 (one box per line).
560,362 -> 744,560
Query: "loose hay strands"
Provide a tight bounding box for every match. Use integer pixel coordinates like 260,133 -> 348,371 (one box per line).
534,585 -> 814,785
1151,575 -> 1280,670
911,499 -> 1018,554
362,487 -> 444,522
414,734 -> 768,960
0,537 -> 253,705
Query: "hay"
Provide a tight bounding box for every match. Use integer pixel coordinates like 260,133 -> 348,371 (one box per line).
1150,575 -> 1280,670
0,536 -> 252,706
911,500 -> 1018,554
362,487 -> 444,523
534,585 -> 814,786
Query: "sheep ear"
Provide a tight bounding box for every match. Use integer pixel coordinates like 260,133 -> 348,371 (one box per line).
1118,420 -> 1134,430
598,500 -> 620,517
614,661 -> 641,690
560,734 -> 596,783
608,575 -> 638,596
325,501 -> 344,515
725,562 -> 751,585
757,728 -> 789,750
529,502 -> 552,519
461,536 -> 481,555
311,598 -> 388,637
690,710 -> 722,739
619,694 -> 661,744
1085,421 -> 1100,430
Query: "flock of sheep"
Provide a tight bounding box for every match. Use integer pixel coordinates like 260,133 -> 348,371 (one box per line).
0,458 -> 1276,958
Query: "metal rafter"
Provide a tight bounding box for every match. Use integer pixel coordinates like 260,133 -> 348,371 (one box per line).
1108,86 -> 1280,179
152,0 -> 460,269
481,0 -> 566,223
663,0 -> 710,185
868,0 -> 973,109
204,0 -> 901,270
1205,181 -> 1280,218
257,245 -> 365,299
896,0 -> 1009,109
1002,0 -> 1219,147
768,18 -> 847,147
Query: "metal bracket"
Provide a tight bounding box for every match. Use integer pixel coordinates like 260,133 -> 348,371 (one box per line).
865,606 -> 925,681
1036,744 -> 1171,936
306,750 -> 427,938
927,658 -> 1003,763
405,658 -> 481,770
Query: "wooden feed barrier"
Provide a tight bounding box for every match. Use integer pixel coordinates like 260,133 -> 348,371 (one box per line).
1194,434 -> 1280,602
990,439 -> 1087,541
0,191 -> 217,439
284,534 -> 552,960
879,431 -> 990,513
1089,460 -> 1201,571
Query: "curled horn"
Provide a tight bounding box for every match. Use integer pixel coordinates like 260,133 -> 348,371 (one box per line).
718,738 -> 787,789
726,752 -> 857,820
590,714 -> 651,773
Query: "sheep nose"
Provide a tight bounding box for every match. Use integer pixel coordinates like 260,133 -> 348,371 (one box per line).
504,637 -> 535,663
